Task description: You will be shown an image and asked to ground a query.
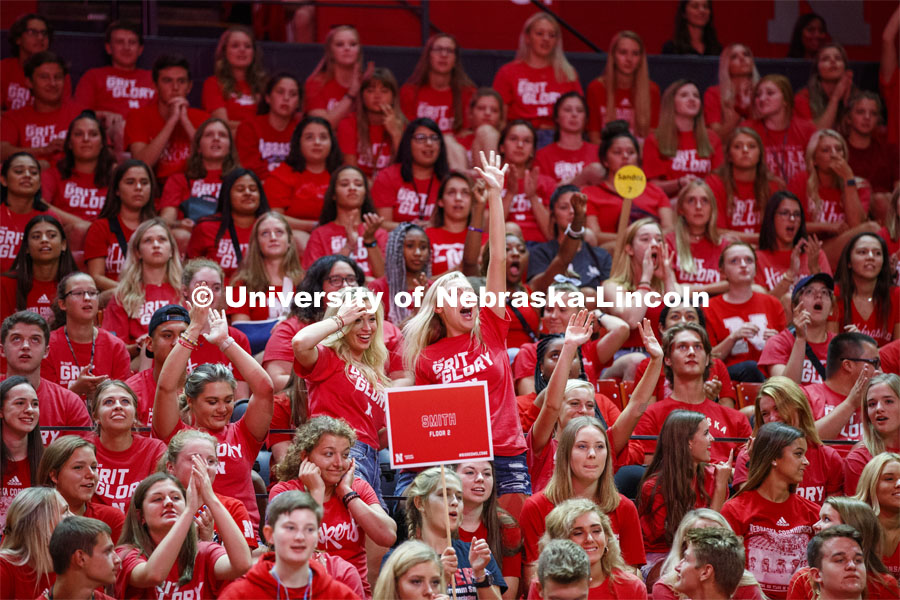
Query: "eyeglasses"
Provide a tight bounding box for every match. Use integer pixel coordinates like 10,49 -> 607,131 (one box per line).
412,133 -> 441,144
430,46 -> 455,55
25,28 -> 49,38
845,357 -> 881,369
776,210 -> 802,220
325,275 -> 360,287
65,289 -> 100,300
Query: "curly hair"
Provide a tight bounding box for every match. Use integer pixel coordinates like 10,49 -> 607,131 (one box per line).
276,416 -> 356,482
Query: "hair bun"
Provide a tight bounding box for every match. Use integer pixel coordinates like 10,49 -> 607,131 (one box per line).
600,120 -> 631,142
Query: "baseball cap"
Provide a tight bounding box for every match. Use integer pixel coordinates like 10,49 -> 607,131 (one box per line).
791,273 -> 834,304
145,304 -> 190,358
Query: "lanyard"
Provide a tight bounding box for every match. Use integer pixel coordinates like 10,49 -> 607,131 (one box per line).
270,566 -> 313,600
64,326 -> 96,371
413,174 -> 436,220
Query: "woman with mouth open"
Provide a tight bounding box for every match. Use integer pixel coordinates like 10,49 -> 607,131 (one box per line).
845,373 -> 900,495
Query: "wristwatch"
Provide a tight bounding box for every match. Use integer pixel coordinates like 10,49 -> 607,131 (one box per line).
845,178 -> 857,187
473,572 -> 494,588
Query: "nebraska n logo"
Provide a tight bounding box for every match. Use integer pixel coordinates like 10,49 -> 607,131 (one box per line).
394,453 -> 404,464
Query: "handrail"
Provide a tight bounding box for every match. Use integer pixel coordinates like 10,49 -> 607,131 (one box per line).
529,0 -> 603,54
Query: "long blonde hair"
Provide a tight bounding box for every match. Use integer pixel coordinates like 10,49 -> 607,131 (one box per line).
373,540 -> 444,600
608,217 -> 664,291
603,31 -> 651,138
324,287 -> 390,392
714,127 -> 780,224
861,374 -> 900,457
754,376 -> 823,445
717,44 -> 759,115
804,129 -> 849,222
515,13 -> 576,84
656,80 -> 713,158
540,498 -> 624,583
306,25 -> 362,84
673,180 -> 721,276
114,218 -> 183,317
544,417 -> 620,514
230,212 -> 303,293
0,487 -> 66,585
854,452 -> 900,516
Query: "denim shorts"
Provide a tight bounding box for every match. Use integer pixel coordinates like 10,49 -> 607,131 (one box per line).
350,441 -> 386,509
394,452 -> 533,497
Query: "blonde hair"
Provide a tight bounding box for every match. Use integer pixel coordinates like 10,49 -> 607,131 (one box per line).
90,379 -> 142,433
752,74 -> 794,121
159,429 -> 219,473
323,287 -> 390,392
545,417 -> 620,514
603,31 -> 651,138
608,218 -> 664,291
540,498 -> 624,583
754,376 -> 822,445
0,487 -> 67,587
656,80 -> 713,158
717,44 -> 760,115
373,540 -> 444,600
861,374 -> 900,457
114,218 -> 182,317
405,467 -> 462,539
804,129 -> 849,222
854,452 -> 900,516
402,271 -> 483,373
515,13 -> 576,83
306,26 -> 362,84
673,180 -> 721,276
231,212 -> 304,293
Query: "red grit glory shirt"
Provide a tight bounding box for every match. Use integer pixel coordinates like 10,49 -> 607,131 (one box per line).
82,217 -> 134,282
758,330 -> 835,385
0,56 -> 70,111
741,116 -> 817,183
665,232 -> 726,286
74,66 -> 155,116
372,164 -> 440,223
585,79 -> 661,136
159,170 -> 223,215
0,206 -> 56,272
534,141 -> 600,184
493,62 -> 583,129
235,114 -> 298,178
41,169 -> 107,220
788,174 -> 871,225
116,541 -> 226,600
400,83 -> 474,133
202,77 -> 258,123
705,292 -> 788,366
706,174 -> 778,235
31,377 -> 93,446
414,307 -> 527,456
101,283 -> 180,346
828,285 -> 900,347
337,115 -> 393,178
124,104 -> 210,180
0,100 -> 84,163
43,328 -> 132,390
87,433 -> 166,512
264,165 -> 330,220
721,490 -> 820,600
301,222 -> 388,277
0,277 -> 57,323
754,249 -> 832,292
643,130 -> 723,183
186,219 -> 252,279
804,382 -> 861,457
502,173 -> 556,242
425,227 -> 468,276
732,441 -> 843,506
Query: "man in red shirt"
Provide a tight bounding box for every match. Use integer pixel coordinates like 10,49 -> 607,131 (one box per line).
124,54 -> 209,181
46,517 -> 121,600
0,13 -> 72,112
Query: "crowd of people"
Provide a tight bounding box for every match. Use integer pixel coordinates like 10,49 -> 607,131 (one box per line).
1,3 -> 899,599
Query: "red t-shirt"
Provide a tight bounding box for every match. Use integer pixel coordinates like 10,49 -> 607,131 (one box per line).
0,457 -> 30,533
706,174 -> 777,235
0,205 -> 55,272
0,56 -> 69,111
788,173 -> 871,225
101,283 -> 180,346
664,231 -> 726,285
301,221 -> 388,277
643,130 -> 723,183
758,329 -> 834,385
828,285 -> 900,347
83,500 -> 125,542
502,173 -> 556,242
741,116 -> 817,183
294,345 -> 385,449
639,465 -> 717,553
116,541 -> 226,600
372,163 -> 441,223
399,83 -> 474,133
43,327 -> 132,389
584,181 -> 670,232
705,292 -> 788,366
513,338 -> 600,386
159,170 -> 223,214
847,137 -> 900,193
0,100 -> 84,163
425,227 -> 469,276
30,377 -> 92,446
786,565 -> 900,600
87,433 -> 165,512
83,216 -> 134,282
703,85 -> 752,126
74,66 -> 156,116
526,570 -> 646,599
414,307 -> 527,456
264,164 -> 330,220
721,490 -> 820,600
0,558 -> 53,600
124,104 -> 210,180
0,276 -> 57,323
520,491 -> 645,566
217,492 -> 258,549
337,114 -> 393,178
882,339 -> 900,375
632,356 -> 735,405
123,368 -> 157,430
202,76 -> 257,123
493,61 -> 583,129
585,79 -> 661,135
733,441 -> 844,506
186,218 -> 251,278
40,168 -> 107,220
458,519 -> 523,581
235,114 -> 299,179
187,326 -> 252,383
303,76 -> 347,113
805,382 -> 861,456
754,248 -> 832,292
655,580 -> 763,600
534,141 -> 600,184
269,477 -> 379,596
264,393 -> 294,451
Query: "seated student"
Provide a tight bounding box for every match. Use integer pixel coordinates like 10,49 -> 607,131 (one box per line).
269,416 -> 397,596
534,93 -> 599,185
369,222 -> 431,324
454,88 -> 505,167
203,26 -> 266,129
218,490 -> 358,599
44,273 -> 131,395
0,214 -> 78,323
844,374 -> 900,495
805,332 -> 879,458
532,539 -> 591,600
795,44 -> 857,131
0,487 -> 69,599
46,516 -> 121,600
852,454 -> 900,580
0,376 -> 42,531
425,171 -> 484,277
788,496 -> 899,600
758,273 -> 836,386
235,73 -> 301,179
673,527 -> 746,600
661,0 -> 723,55
706,241 -> 787,382
115,472 -> 252,598
373,540 -> 444,600
733,376 -> 843,506
632,305 -> 737,408
644,79 -> 723,199
37,436 -> 125,542
0,51 -> 83,167
303,25 -> 369,128
843,92 -> 899,199
74,20 -> 156,155
704,44 -> 759,141
1,311 -> 91,445
634,322 -> 752,462
497,120 -> 556,243
805,526 -> 867,600
124,54 -> 210,182
721,422 -> 821,600
1,14 -> 71,112
0,152 -> 57,273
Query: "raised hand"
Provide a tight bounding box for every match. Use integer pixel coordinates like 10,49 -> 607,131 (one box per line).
640,243 -> 660,285
194,504 -> 214,541
793,308 -> 811,339
336,295 -> 372,326
382,104 -> 404,139
474,151 -> 509,192
191,455 -> 216,504
440,546 -> 458,581
703,377 -> 722,401
472,178 -> 488,208
185,301 -> 210,332
715,449 -> 734,485
362,212 -> 384,241
807,235 -> 824,268
847,364 -> 874,401
468,537 -> 493,574
571,192 -> 587,219
336,458 -> 357,498
564,309 -> 594,347
203,308 -> 230,346
639,318 -> 663,359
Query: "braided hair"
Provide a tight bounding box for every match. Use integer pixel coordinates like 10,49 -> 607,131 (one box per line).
384,222 -> 431,324
533,334 -> 587,394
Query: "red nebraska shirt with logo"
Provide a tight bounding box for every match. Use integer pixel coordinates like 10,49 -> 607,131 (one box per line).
87,433 -> 166,511
100,283 -> 180,346
372,164 -> 440,223
301,221 -> 388,276
585,79 -> 660,136
493,61 -> 583,129
0,206 -> 56,272
43,327 -> 131,389
706,292 -> 788,366
741,116 -> 817,183
124,104 -> 210,180
732,441 -> 843,506
534,141 -> 600,184
721,490 -> 819,599
0,100 -> 83,163
400,83 -> 474,133
425,227 -> 469,276
202,77 -> 258,123
828,285 -> 900,347
502,173 -> 556,242
116,541 -> 226,600
186,218 -> 252,278
0,457 -> 30,533
236,114 -> 298,179
304,76 -> 347,113
643,130 -> 723,182
83,217 -> 134,282
665,232 -> 726,286
754,248 -> 832,292
758,329 -> 835,385
706,174 -> 775,235
74,66 -> 155,116
264,165 -> 330,220
804,382 -> 861,456
788,174 -> 871,225
337,114 -> 393,178
0,276 -> 57,323
159,170 -> 223,214
41,168 -> 108,220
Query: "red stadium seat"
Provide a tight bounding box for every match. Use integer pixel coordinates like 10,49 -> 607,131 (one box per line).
595,379 -> 623,411
737,382 -> 763,409
619,380 -> 635,409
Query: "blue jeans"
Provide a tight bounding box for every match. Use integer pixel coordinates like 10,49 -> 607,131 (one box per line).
394,452 -> 533,497
350,441 -> 386,509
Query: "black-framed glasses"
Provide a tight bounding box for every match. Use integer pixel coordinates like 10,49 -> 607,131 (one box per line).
325,275 -> 360,287
845,357 -> 881,369
25,28 -> 49,38
65,289 -> 100,300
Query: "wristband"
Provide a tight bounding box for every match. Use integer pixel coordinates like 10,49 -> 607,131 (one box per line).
564,223 -> 585,239
341,491 -> 360,508
178,333 -> 198,350
332,315 -> 345,330
218,336 -> 235,352
636,283 -> 651,291
363,240 -> 378,248
467,226 -> 484,233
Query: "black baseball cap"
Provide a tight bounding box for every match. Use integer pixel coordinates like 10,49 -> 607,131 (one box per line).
145,304 -> 190,358
791,273 -> 834,304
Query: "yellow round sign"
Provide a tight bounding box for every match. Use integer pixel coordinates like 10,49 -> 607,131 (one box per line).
613,165 -> 647,200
